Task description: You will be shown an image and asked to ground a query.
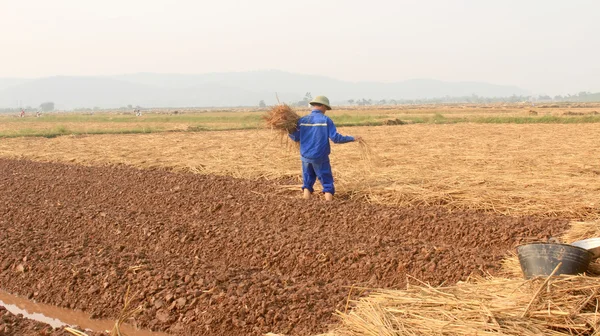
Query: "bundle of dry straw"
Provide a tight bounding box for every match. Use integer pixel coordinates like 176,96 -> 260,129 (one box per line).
263,104 -> 300,134
333,276 -> 600,336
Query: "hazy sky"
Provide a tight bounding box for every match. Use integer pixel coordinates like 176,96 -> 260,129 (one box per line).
1,0 -> 598,94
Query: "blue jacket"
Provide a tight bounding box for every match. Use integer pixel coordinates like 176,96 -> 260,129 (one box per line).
289,110 -> 354,163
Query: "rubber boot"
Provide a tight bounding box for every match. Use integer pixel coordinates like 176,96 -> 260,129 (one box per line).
324,192 -> 333,201
303,189 -> 311,200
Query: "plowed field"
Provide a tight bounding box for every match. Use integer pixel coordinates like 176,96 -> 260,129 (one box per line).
0,159 -> 568,335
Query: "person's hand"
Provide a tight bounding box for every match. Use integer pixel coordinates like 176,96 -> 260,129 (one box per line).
354,136 -> 363,142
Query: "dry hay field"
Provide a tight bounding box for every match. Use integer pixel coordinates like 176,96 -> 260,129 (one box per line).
1,122 -> 599,218
2,104 -> 600,336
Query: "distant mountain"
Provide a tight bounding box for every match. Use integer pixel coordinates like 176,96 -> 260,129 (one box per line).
0,77 -> 163,109
0,78 -> 31,91
0,76 -> 286,109
115,71 -> 528,102
0,70 -> 528,109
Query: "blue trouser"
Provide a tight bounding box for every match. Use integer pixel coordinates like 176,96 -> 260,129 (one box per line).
302,160 -> 335,195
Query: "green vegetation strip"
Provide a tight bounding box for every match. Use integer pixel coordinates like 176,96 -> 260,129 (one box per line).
0,127 -> 163,139
0,113 -> 265,124
2,114 -> 600,138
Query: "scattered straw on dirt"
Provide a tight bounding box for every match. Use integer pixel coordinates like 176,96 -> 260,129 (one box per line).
110,286 -> 142,336
0,123 -> 599,218
263,104 -> 300,134
65,327 -> 90,336
331,275 -> 600,336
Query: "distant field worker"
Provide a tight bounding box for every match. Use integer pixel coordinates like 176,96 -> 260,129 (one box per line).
289,96 -> 361,201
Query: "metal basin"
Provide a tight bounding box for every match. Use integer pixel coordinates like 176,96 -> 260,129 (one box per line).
571,238 -> 600,259
516,242 -> 593,279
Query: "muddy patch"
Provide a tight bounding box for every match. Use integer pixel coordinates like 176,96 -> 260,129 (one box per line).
0,304 -> 101,336
0,291 -> 166,335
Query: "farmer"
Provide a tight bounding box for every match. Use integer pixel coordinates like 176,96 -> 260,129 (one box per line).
289,96 -> 360,201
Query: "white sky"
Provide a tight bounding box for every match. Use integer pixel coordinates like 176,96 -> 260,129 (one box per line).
1,0 -> 598,94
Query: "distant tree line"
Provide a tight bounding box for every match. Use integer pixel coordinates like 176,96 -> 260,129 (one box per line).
40,102 -> 54,111
258,91 -> 600,108
0,103 -> 148,113
341,91 -> 600,105
0,101 -> 55,113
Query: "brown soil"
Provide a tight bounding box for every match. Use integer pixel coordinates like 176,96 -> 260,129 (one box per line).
0,159 -> 569,335
0,305 -> 101,336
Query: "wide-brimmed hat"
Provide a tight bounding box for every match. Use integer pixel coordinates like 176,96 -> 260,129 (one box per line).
309,96 -> 332,110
